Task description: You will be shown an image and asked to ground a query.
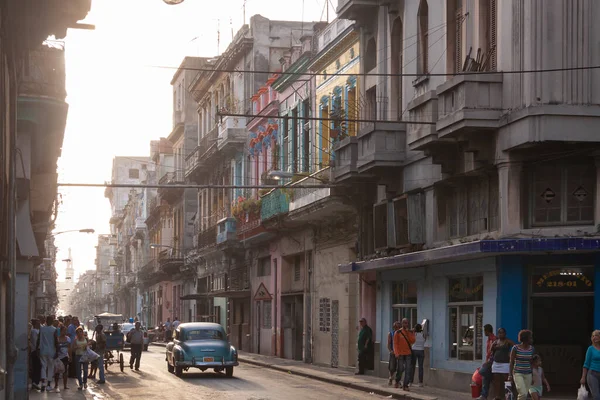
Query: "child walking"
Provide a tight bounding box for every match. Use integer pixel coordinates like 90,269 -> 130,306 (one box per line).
529,355 -> 550,399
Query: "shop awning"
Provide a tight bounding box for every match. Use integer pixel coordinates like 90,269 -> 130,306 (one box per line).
180,294 -> 208,300
340,238 -> 600,274
16,201 -> 39,257
206,289 -> 251,299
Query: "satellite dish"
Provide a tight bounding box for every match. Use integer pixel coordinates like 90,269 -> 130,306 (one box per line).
163,0 -> 184,4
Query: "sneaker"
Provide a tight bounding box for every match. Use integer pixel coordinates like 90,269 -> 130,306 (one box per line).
394,382 -> 399,389
78,386 -> 82,391
31,383 -> 41,390
46,385 -> 52,392
135,368 -> 139,371
55,388 -> 60,393
83,383 -> 87,389
40,385 -> 45,392
388,378 -> 393,386
97,380 -> 105,384
129,364 -> 133,370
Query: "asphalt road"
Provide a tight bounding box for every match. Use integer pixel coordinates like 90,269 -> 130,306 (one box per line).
88,347 -> 390,400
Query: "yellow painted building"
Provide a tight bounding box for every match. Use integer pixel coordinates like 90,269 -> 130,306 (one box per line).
309,20 -> 360,167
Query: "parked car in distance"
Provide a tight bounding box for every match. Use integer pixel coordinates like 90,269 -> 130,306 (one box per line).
120,323 -> 150,351
165,322 -> 238,378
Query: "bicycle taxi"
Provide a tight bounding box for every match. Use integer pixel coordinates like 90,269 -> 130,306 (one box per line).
94,312 -> 126,372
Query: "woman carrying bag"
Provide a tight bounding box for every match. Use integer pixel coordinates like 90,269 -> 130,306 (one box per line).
71,327 -> 90,390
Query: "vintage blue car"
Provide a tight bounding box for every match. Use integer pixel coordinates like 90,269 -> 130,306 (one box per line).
165,322 -> 239,377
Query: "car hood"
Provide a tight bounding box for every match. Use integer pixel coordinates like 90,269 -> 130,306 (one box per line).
179,340 -> 231,357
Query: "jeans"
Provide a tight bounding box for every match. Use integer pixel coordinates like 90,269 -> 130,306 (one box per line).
96,352 -> 105,381
588,370 -> 600,400
74,355 -> 88,387
410,350 -> 425,384
40,354 -> 54,383
30,350 -> 41,385
513,372 -> 532,400
130,344 -> 142,369
395,354 -> 412,387
358,349 -> 367,374
479,362 -> 493,398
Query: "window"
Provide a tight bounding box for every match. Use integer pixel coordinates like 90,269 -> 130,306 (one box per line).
447,0 -> 463,74
257,257 -> 271,277
184,329 -> 224,341
530,163 -> 594,226
262,300 -> 272,328
417,0 -> 429,75
319,298 -> 331,332
364,38 -> 376,72
294,256 -> 301,281
392,281 -> 418,327
129,169 -> 140,179
301,99 -> 310,172
448,276 -> 483,361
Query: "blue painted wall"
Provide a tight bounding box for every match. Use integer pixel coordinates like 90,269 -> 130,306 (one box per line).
595,254 -> 600,330
496,256 -> 527,343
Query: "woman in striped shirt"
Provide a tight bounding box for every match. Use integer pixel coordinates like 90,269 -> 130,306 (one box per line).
509,330 -> 535,400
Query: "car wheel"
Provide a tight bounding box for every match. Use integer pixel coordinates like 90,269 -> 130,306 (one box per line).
225,366 -> 234,378
167,362 -> 174,373
175,366 -> 183,377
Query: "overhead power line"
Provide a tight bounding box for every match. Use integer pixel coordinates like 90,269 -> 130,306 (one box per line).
57,183 -> 337,189
150,63 -> 600,78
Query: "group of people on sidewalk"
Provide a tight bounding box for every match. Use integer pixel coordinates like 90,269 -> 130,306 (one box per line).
29,315 -> 106,392
29,315 -> 147,392
356,317 -> 427,392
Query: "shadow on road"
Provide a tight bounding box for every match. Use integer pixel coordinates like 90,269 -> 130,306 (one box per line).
178,371 -> 264,390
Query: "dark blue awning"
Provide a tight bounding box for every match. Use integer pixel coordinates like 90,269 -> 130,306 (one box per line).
339,238 -> 600,274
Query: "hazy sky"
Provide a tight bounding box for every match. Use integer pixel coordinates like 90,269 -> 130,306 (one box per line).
53,0 -> 336,281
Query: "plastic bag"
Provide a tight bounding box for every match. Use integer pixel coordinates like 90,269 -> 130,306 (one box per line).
504,381 -> 514,400
54,358 -> 65,375
578,384 -> 590,400
85,347 -> 99,361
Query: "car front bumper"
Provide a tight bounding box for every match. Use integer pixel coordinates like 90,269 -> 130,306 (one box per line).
175,359 -> 239,368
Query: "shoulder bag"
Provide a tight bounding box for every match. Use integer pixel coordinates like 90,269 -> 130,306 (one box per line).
398,329 -> 414,357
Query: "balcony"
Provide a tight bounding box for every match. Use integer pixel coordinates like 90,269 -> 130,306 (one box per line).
260,188 -> 289,222
19,46 -> 66,101
336,0 -> 378,20
158,171 -> 185,203
185,126 -> 219,180
135,217 -> 146,236
197,224 -> 217,250
436,73 -> 503,138
217,116 -> 246,155
208,267 -> 250,298
332,136 -> 358,182
407,90 -> 439,151
216,217 -> 237,245
356,122 -> 406,174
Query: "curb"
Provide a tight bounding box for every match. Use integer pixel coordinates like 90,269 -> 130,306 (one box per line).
238,356 -> 437,400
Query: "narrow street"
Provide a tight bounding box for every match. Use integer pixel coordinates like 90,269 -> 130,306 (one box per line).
50,348 -> 391,400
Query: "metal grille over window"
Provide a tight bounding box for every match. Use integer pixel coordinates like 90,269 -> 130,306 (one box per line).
294,256 -> 301,281
319,297 -> 331,332
263,300 -> 272,329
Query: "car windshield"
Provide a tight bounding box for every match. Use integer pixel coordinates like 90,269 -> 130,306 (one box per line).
120,323 -> 134,332
183,329 -> 224,341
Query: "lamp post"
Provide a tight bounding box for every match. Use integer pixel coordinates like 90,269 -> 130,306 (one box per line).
52,228 -> 95,236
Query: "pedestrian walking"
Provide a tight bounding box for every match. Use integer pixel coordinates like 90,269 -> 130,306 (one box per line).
491,327 -> 514,400
387,321 -> 400,385
356,317 -> 372,375
71,327 -> 89,390
529,354 -> 550,400
581,330 -> 600,399
54,325 -> 71,391
128,321 -> 144,371
92,324 -> 106,384
164,318 -> 172,342
393,318 -> 415,391
478,324 -> 497,399
29,319 -> 41,390
410,323 -> 427,387
509,329 -> 535,400
67,317 -> 79,378
39,316 -> 58,392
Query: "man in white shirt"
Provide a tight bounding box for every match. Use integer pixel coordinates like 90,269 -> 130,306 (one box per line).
29,319 -> 41,390
39,316 -> 58,392
128,322 -> 145,371
172,317 -> 180,330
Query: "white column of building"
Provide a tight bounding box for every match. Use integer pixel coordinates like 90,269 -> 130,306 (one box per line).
497,161 -> 522,235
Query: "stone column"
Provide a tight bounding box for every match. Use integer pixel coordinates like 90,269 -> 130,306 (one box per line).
497,162 -> 522,236
594,155 -> 600,229
424,186 -> 435,246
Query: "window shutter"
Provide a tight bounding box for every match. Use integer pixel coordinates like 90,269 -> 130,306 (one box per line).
297,102 -> 304,172
490,0 -> 497,71
287,111 -> 293,173
455,1 -> 463,73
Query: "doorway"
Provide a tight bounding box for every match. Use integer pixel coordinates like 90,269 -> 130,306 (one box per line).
282,294 -> 303,361
531,296 -> 593,392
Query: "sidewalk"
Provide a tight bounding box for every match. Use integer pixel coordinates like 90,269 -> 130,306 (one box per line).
28,383 -> 111,399
151,342 -> 468,400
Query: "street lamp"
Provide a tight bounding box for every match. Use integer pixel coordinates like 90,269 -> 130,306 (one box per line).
52,228 -> 95,236
268,171 -> 294,180
163,0 -> 184,4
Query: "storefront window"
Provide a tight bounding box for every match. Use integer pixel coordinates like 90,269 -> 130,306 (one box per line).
448,276 -> 484,361
392,281 -> 418,327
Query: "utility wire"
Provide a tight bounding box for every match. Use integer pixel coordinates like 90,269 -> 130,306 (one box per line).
58,183 -> 336,189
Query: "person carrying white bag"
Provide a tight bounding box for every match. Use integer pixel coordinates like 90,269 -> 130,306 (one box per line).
580,330 -> 600,399
71,327 -> 95,390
